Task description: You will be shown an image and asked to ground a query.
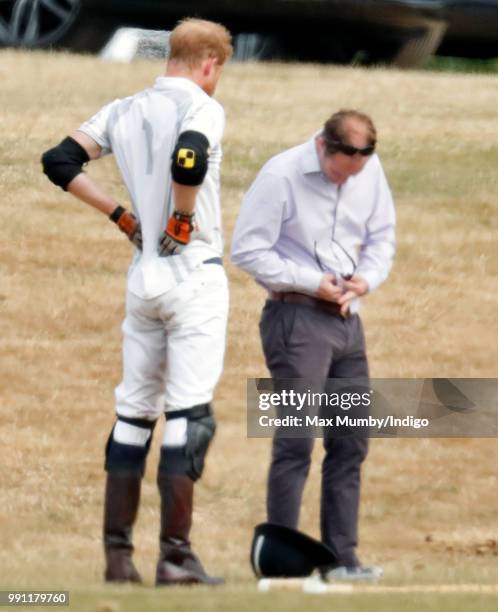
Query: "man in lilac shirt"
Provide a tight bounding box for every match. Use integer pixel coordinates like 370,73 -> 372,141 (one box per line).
231,110 -> 395,580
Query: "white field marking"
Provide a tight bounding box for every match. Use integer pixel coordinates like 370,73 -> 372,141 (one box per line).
257,578 -> 498,595
258,577 -> 353,593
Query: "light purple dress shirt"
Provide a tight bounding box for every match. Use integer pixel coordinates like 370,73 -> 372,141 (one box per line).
230,136 -> 396,312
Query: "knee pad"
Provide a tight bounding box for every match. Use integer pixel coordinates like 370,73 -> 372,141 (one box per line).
159,404 -> 216,481
105,415 -> 157,476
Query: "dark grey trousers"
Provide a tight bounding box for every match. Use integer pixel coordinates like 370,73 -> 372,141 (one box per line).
259,300 -> 369,567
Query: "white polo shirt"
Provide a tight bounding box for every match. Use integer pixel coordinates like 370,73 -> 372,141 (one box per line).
78,76 -> 225,299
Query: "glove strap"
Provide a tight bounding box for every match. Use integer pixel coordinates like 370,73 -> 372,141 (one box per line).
109,205 -> 126,223
110,205 -> 136,238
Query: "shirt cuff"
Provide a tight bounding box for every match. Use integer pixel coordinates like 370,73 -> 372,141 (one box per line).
354,268 -> 381,293
294,267 -> 323,295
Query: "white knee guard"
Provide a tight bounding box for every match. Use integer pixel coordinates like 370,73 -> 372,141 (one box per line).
105,416 -> 156,475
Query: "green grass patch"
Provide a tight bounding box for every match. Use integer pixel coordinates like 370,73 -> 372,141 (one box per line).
425,56 -> 498,74
69,587 -> 498,612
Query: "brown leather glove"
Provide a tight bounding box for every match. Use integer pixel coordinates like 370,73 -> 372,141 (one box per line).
110,206 -> 142,249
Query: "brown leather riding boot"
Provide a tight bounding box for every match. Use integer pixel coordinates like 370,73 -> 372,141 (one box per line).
103,471 -> 143,584
155,473 -> 223,586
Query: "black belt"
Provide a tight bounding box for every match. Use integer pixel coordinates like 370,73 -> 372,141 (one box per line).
203,257 -> 223,266
270,291 -> 349,319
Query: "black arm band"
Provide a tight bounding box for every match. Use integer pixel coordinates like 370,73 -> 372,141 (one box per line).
171,130 -> 210,186
41,136 -> 90,191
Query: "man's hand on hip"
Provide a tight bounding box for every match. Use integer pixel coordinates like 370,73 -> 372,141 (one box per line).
110,206 -> 142,249
158,211 -> 212,256
158,211 -> 196,256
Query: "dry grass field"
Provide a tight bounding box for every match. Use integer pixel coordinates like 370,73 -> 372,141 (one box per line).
1,50 -> 498,611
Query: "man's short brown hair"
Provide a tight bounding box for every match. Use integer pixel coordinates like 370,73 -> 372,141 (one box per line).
323,110 -> 377,154
169,18 -> 233,67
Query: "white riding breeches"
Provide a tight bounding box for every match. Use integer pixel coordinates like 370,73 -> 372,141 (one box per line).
114,262 -> 229,420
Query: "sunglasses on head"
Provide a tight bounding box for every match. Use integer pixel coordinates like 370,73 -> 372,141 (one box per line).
326,139 -> 375,157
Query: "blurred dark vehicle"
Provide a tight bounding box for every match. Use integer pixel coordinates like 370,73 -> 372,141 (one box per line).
436,0 -> 498,58
0,0 -> 497,66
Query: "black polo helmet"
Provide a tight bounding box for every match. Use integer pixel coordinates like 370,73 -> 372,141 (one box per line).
250,523 -> 338,578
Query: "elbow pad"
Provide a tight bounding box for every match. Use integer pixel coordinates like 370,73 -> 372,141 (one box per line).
171,130 -> 209,186
41,136 -> 90,191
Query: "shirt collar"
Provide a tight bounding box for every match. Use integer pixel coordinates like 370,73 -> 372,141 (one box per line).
154,76 -> 204,94
300,135 -> 322,175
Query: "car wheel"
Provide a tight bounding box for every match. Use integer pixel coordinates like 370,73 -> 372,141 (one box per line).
0,0 -> 113,51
